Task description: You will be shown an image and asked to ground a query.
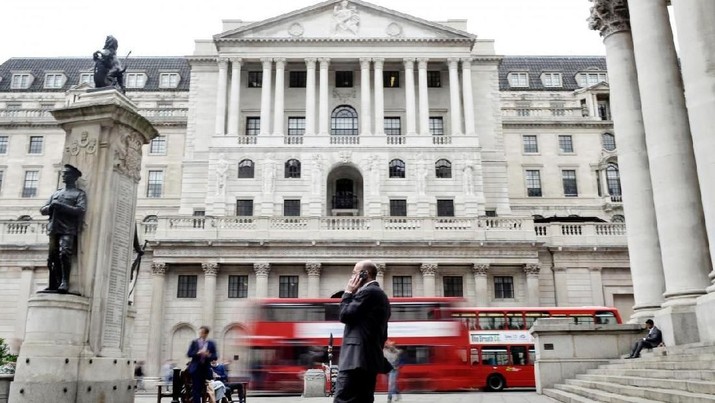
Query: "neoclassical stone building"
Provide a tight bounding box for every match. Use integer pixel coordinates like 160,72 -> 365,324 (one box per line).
0,0 -> 634,376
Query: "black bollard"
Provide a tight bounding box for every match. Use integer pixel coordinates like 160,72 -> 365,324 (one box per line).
171,367 -> 181,403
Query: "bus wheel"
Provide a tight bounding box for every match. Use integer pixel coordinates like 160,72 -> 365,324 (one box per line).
486,374 -> 505,392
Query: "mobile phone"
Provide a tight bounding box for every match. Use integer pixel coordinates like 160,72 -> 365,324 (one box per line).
358,270 -> 368,281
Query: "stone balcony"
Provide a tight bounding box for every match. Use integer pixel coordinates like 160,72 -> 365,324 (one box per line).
501,107 -> 611,124
534,222 -> 626,247
228,134 -> 464,148
0,108 -> 187,125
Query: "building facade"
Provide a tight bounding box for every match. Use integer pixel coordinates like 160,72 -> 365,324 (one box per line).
0,0 -> 631,376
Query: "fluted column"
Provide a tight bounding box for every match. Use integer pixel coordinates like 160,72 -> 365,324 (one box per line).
588,0 -> 665,321
376,263 -> 386,288
318,58 -> 330,135
447,58 -> 463,135
215,58 -> 229,135
360,58 -> 372,135
524,264 -> 541,307
305,58 -> 317,135
305,262 -> 322,298
417,58 -> 430,135
420,263 -> 437,297
146,262 -> 167,376
373,58 -> 385,135
259,58 -> 273,135
461,58 -> 476,136
254,263 -> 271,298
202,262 -> 219,330
472,264 -> 489,306
403,58 -> 417,135
273,58 -> 286,136
227,58 -> 243,135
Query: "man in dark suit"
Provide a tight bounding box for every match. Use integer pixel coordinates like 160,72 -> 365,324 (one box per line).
187,326 -> 218,403
626,319 -> 663,359
334,260 -> 392,403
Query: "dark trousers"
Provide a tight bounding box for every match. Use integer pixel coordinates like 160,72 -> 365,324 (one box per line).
630,339 -> 655,357
333,369 -> 378,403
190,372 -> 206,403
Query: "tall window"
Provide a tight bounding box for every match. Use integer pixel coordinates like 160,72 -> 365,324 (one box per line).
22,170 -> 39,198
427,71 -> 441,87
246,117 -> 260,135
602,133 -> 616,151
429,117 -> 444,136
388,159 -> 405,178
192,210 -> 205,229
285,159 -> 301,178
541,73 -> 562,87
562,170 -> 578,197
146,170 -> 164,198
283,199 -> 301,216
331,105 -> 358,136
443,276 -> 464,297
279,275 -> 299,298
384,117 -> 401,136
335,71 -> 353,88
159,73 -> 180,88
236,199 -> 254,216
437,199 -> 455,217
606,164 -> 622,197
44,73 -> 64,89
393,276 -> 412,297
508,72 -> 529,87
289,71 -> 306,88
494,276 -> 514,299
248,71 -> 262,88
558,135 -> 573,153
0,136 -> 7,154
11,74 -> 32,89
287,117 -> 306,136
522,135 -> 538,153
435,159 -> 452,178
149,136 -> 167,155
238,159 -> 254,178
525,170 -> 542,197
389,199 -> 407,216
383,71 -> 400,88
177,275 -> 198,298
228,275 -> 249,298
28,136 -> 43,154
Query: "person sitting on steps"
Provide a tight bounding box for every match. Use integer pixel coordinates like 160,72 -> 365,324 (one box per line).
625,319 -> 662,359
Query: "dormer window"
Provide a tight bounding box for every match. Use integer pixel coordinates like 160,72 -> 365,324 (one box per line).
576,71 -> 608,87
541,72 -> 562,88
508,72 -> 529,88
44,73 -> 66,89
79,73 -> 94,86
159,73 -> 180,88
11,73 -> 33,89
125,72 -> 147,89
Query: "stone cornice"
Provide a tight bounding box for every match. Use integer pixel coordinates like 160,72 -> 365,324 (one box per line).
503,121 -> 614,129
215,37 -> 474,44
588,0 -> 631,39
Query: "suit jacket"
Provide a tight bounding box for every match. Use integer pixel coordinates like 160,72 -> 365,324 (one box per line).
645,326 -> 663,346
338,281 -> 392,374
187,338 -> 218,379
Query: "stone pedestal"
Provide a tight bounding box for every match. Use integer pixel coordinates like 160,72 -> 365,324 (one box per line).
302,369 -> 326,397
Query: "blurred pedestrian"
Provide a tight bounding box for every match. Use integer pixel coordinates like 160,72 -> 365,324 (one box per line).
187,326 -> 218,403
134,360 -> 146,391
383,340 -> 402,402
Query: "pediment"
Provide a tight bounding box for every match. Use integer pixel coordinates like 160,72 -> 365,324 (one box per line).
215,0 -> 475,42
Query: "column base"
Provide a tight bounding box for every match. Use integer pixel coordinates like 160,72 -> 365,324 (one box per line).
696,292 -> 715,343
628,303 -> 662,324
654,302 -> 701,346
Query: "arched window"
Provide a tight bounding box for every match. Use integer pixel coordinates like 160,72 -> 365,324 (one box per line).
17,215 -> 32,221
606,164 -> 622,197
285,159 -> 301,178
331,105 -> 358,136
602,133 -> 616,151
388,159 -> 405,178
611,214 -> 625,223
435,159 -> 452,178
238,159 -> 254,178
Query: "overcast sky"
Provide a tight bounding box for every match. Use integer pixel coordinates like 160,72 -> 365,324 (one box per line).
2,0 -> 613,63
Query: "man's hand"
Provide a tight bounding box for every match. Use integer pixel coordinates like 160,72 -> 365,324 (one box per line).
344,273 -> 362,294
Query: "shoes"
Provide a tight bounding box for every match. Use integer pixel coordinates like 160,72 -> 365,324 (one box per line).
624,355 -> 640,359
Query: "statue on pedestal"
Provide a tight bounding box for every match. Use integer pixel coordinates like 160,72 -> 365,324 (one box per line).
216,154 -> 229,196
93,35 -> 127,93
39,164 -> 87,293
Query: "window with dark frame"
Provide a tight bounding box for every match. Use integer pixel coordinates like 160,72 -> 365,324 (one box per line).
236,199 -> 254,216
22,171 -> 39,198
248,71 -> 263,88
335,71 -> 353,88
28,136 -> 43,154
384,117 -> 401,136
246,117 -> 260,136
429,117 -> 444,136
389,199 -> 407,216
383,71 -> 400,88
279,275 -> 299,298
289,71 -> 307,88
602,133 -> 616,151
427,71 -> 441,87
285,159 -> 301,178
435,159 -> 452,178
388,159 -> 405,178
443,276 -> 464,297
494,276 -> 514,299
392,276 -> 412,297
283,199 -> 301,216
525,170 -> 542,197
288,117 -> 306,136
192,210 -> 205,229
146,170 -> 164,198
177,275 -> 198,298
522,135 -> 538,153
485,210 -> 497,217
0,136 -> 7,154
331,105 -> 358,136
238,159 -> 254,178
606,164 -> 622,197
562,169 -> 578,197
228,275 -> 249,298
149,136 -> 167,155
558,135 -> 573,153
437,199 -> 455,217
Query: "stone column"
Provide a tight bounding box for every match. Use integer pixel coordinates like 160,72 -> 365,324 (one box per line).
215,57 -> 229,135
259,58 -> 273,135
629,0 -> 711,344
273,58 -> 286,136
553,267 -> 569,306
472,264 -> 489,306
360,58 -> 372,135
318,58 -> 330,135
461,58 -> 476,136
403,58 -> 417,135
202,262 -> 219,330
254,263 -> 271,298
524,264 -> 541,307
305,262 -> 322,298
417,58 -> 430,135
588,0 -> 665,321
146,262 -> 167,377
420,263 -> 438,297
227,58 -> 242,135
12,266 -> 34,354
373,58 -> 385,135
305,58 -> 317,136
447,58 -> 463,135
376,263 -> 386,289
589,267 -> 605,306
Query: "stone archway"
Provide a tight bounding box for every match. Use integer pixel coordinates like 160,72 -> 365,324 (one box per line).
170,324 -> 195,362
326,164 -> 364,216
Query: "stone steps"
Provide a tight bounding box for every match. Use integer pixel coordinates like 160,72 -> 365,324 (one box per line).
575,374 -> 715,395
551,383 -> 651,403
587,368 -> 715,382
566,379 -> 715,402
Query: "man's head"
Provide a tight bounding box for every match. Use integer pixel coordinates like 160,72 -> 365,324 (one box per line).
352,260 -> 378,281
61,164 -> 82,184
645,319 -> 654,329
199,326 -> 210,339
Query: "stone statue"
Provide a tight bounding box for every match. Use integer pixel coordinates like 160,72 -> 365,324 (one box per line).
216,154 -> 229,196
463,160 -> 475,196
263,154 -> 276,194
333,0 -> 359,35
39,164 -> 87,293
416,156 -> 428,197
311,154 -> 323,195
93,35 -> 127,93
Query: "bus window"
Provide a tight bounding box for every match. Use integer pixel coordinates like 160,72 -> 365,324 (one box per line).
401,346 -> 432,365
524,312 -> 548,329
391,303 -> 439,321
325,303 -> 340,321
510,345 -> 527,365
481,346 -> 509,366
452,312 -> 477,330
470,348 -> 479,366
478,313 -> 506,330
528,347 -> 536,363
572,315 -> 594,325
506,313 -> 525,330
262,304 -> 325,321
595,311 -> 617,324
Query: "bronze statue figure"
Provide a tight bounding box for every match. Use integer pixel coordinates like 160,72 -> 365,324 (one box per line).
39,164 -> 87,293
93,35 -> 127,93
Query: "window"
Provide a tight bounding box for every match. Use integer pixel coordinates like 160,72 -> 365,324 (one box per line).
383,71 -> 400,88
236,199 -> 254,216
79,73 -> 93,86
389,159 -> 405,178
562,170 -> 578,197
384,117 -> 401,136
427,71 -> 441,87
177,275 -> 197,298
288,117 -> 305,136
435,159 -> 452,178
558,135 -> 574,153
248,71 -> 262,88
285,159 -> 301,178
238,159 -> 254,178
522,135 -> 538,153
437,199 -> 455,217
246,117 -> 260,135
283,199 -> 301,216
335,71 -> 353,88
494,276 -> 514,299
597,99 -> 611,121
331,105 -> 358,136
429,117 -> 444,136
279,275 -> 299,298
0,136 -> 7,154
577,72 -> 608,87
6,103 -> 21,110
289,71 -> 306,88
192,210 -> 205,229
146,170 -> 164,198
44,73 -> 64,89
389,199 -> 407,216
228,275 -> 249,298
125,73 -> 147,89
611,214 -> 625,223
606,164 -> 622,197
443,276 -> 463,297
508,72 -> 529,87
602,133 -> 616,151
11,74 -> 32,89
159,73 -> 180,88
393,276 -> 412,297
149,136 -> 167,155
541,73 -> 562,87
28,136 -> 43,154
525,170 -> 542,197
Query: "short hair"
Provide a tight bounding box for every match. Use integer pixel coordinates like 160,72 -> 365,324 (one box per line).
645,319 -> 654,325
199,326 -> 210,334
358,260 -> 378,279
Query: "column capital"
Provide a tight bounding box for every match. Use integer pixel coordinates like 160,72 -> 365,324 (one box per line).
460,57 -> 473,68
416,58 -> 429,69
202,262 -> 219,276
372,58 -> 385,68
524,263 -> 541,277
588,0 -> 631,38
403,58 -> 415,68
305,58 -> 317,68
229,58 -> 243,66
254,262 -> 271,276
359,58 -> 372,69
318,57 -> 331,68
274,58 -> 287,68
217,57 -> 230,67
447,58 -> 460,69
260,58 -> 273,67
305,262 -> 322,276
151,262 -> 167,276
420,263 -> 438,276
472,263 -> 489,276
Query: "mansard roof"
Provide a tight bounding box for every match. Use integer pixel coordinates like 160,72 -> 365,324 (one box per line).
499,56 -> 608,91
